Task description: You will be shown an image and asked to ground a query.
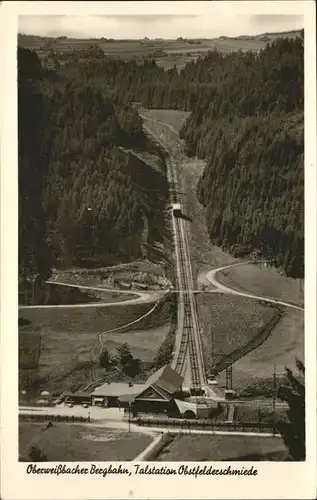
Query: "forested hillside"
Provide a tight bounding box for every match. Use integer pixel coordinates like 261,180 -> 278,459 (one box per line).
18,47 -> 168,301
180,37 -> 304,278
57,35 -> 304,278
19,32 -> 304,287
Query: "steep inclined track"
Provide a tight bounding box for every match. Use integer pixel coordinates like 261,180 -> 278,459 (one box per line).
143,121 -> 207,390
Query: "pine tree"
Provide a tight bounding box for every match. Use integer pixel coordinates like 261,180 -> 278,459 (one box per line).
277,360 -> 305,461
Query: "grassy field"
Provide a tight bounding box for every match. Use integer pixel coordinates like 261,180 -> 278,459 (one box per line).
19,331 -> 42,369
19,297 -> 172,394
219,308 -> 304,390
157,434 -> 288,461
19,422 -> 152,461
217,263 -> 304,307
19,31 -> 300,71
19,282 -> 133,306
102,324 -> 170,362
234,404 -> 287,425
197,293 -> 279,375
19,301 -> 155,334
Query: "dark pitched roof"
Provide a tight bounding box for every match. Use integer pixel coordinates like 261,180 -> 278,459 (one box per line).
135,384 -> 173,402
146,366 -> 166,386
151,383 -> 174,401
146,365 -> 184,395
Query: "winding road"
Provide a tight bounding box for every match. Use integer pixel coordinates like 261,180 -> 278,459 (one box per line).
19,280 -> 164,309
206,263 -> 304,312
19,271 -> 304,312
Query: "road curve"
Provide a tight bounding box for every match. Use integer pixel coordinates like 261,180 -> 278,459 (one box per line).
206,263 -> 304,311
19,281 -> 164,310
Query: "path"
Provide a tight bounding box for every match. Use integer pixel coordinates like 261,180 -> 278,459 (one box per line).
98,299 -> 160,350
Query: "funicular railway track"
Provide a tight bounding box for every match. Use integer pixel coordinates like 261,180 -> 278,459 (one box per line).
167,154 -> 206,390
173,214 -> 204,389
141,118 -> 206,391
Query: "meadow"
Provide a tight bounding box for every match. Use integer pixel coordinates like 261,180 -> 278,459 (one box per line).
18,31 -> 299,72
157,433 -> 288,461
19,282 -> 133,306
19,422 -> 152,461
217,263 -> 304,307
197,293 -> 280,376
102,324 -> 170,362
19,297 -> 171,395
218,308 -> 304,390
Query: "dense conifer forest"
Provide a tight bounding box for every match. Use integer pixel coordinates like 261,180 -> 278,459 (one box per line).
180,37 -> 304,278
18,47 -> 168,297
19,32 -> 304,290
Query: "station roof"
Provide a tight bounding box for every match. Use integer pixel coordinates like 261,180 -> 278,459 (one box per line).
91,366 -> 183,402
146,365 -> 184,395
118,393 -> 138,403
92,383 -> 146,398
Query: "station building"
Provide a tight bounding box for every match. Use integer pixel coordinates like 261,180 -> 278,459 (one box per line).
63,365 -> 221,419
91,365 -> 184,417
91,382 -> 146,408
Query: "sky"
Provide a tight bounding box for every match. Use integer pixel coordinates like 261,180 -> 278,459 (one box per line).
18,14 -> 304,40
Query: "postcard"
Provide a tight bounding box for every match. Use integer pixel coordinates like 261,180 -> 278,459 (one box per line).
0,1 -> 316,499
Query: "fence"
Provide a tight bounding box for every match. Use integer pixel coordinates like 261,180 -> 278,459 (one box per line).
133,417 -> 276,434
19,413 -> 90,423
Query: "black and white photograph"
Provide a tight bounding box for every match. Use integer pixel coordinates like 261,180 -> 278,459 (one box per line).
0,1 -> 316,499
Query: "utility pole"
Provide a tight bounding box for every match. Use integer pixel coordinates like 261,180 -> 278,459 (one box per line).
128,402 -> 131,433
272,364 -> 277,435
226,366 -> 233,390
90,354 -> 94,383
257,400 -> 261,424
